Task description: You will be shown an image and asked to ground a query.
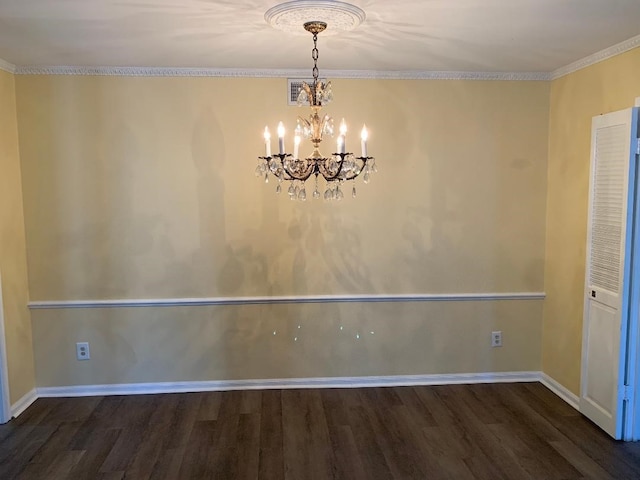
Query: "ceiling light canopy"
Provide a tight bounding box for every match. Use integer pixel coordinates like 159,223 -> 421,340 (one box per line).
257,1 -> 376,201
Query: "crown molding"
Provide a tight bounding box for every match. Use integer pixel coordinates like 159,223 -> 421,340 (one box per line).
324,70 -> 550,81
551,33 -> 640,80
0,58 -> 16,74
14,64 -> 550,81
12,33 -> 640,81
15,65 -> 311,78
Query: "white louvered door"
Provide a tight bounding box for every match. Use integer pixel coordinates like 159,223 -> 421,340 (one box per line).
581,107 -> 640,439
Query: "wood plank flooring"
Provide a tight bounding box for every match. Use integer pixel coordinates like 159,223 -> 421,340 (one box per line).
2,382 -> 640,479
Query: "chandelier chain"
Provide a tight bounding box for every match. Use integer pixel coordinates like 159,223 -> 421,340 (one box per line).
311,32 -> 319,86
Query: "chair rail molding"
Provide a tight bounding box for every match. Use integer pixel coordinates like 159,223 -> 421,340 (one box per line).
28,292 -> 546,310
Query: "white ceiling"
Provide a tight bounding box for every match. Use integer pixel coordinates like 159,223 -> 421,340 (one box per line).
0,0 -> 639,74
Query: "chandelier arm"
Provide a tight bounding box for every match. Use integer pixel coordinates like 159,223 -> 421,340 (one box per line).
317,157 -> 344,180
279,171 -> 296,182
339,156 -> 371,180
282,160 -> 316,181
338,171 -> 360,181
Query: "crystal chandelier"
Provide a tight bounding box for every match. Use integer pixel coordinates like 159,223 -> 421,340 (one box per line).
256,21 -> 376,201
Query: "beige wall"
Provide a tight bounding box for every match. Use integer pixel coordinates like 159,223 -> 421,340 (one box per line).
7,47 -> 640,393
0,69 -> 36,404
543,47 -> 640,393
15,75 -> 549,386
32,301 -> 542,387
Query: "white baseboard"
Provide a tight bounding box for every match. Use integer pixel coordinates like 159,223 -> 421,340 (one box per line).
11,388 -> 38,418
37,371 -> 541,398
540,373 -> 579,410
13,371 -> 579,420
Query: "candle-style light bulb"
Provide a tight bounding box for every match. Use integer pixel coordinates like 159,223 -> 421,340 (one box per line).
294,134 -> 301,159
264,126 -> 271,157
360,125 -> 368,158
339,118 -> 347,154
277,121 -> 285,155
337,135 -> 344,155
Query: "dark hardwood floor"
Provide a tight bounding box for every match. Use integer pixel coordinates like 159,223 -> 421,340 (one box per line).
2,382 -> 640,479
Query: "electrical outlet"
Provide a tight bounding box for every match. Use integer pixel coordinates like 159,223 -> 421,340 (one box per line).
491,331 -> 502,348
76,342 -> 90,360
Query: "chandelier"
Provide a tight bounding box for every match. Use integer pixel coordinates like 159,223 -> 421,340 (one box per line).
256,20 -> 376,201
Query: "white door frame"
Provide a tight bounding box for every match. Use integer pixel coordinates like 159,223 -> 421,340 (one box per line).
623,121 -> 640,440
0,271 -> 12,423
630,134 -> 640,441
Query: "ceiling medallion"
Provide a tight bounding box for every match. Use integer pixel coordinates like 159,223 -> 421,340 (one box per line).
265,0 -> 366,35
